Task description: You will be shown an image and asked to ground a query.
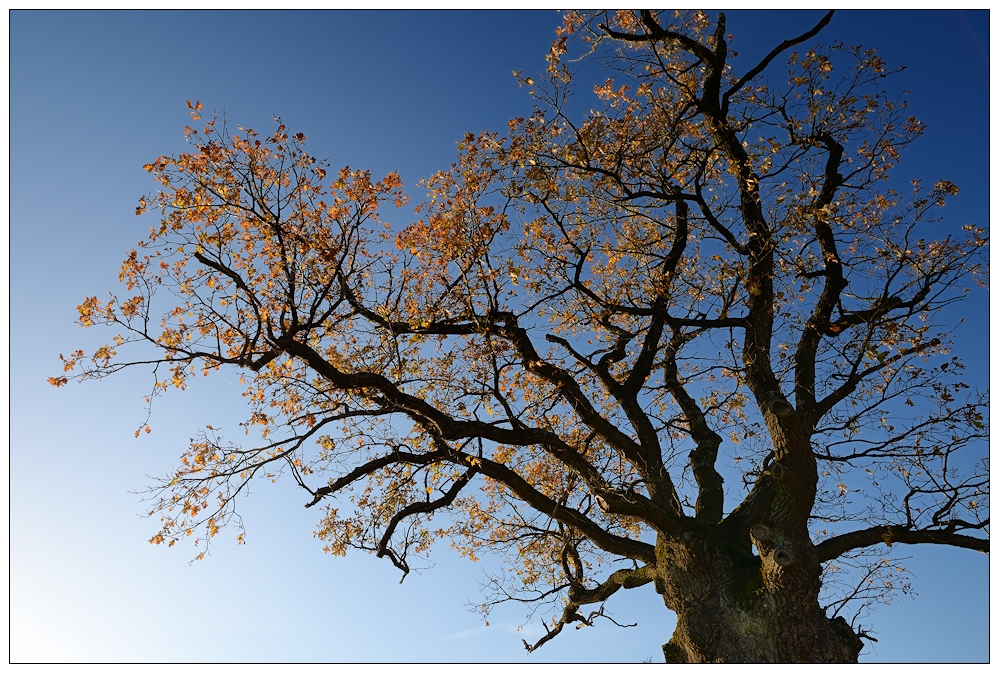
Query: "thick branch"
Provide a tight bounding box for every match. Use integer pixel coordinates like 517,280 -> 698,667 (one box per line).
815,525 -> 989,563
663,334 -> 724,523
624,198 -> 688,396
453,450 -> 660,563
304,448 -> 445,508
282,330 -> 684,540
598,11 -> 714,64
306,440 -> 658,564
278,334 -> 572,451
497,313 -> 676,504
794,133 -> 847,418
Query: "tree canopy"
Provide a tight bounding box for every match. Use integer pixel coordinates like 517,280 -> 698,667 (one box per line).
53,10 -> 987,662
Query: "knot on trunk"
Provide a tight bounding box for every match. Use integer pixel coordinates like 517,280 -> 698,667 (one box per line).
750,523 -> 772,542
750,524 -> 794,567
766,460 -> 787,481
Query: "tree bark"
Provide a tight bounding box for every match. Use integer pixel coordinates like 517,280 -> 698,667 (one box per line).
654,526 -> 863,663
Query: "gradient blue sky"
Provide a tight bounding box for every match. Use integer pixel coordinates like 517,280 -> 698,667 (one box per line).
10,10 -> 990,663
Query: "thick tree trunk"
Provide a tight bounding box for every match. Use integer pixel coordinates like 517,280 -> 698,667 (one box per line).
654,531 -> 863,663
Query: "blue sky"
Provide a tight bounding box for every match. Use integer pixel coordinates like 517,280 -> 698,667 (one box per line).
10,10 -> 989,663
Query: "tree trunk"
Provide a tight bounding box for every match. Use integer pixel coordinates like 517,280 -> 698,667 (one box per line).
654,530 -> 864,663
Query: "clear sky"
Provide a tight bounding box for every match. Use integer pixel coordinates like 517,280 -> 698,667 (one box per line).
10,10 -> 990,663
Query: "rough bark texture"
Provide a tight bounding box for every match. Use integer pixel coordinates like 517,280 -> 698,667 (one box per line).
655,528 -> 863,663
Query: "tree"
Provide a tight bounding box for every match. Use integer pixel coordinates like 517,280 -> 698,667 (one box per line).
52,10 -> 988,663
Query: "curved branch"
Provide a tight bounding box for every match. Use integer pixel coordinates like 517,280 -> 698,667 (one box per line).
523,565 -> 655,652
811,338 -> 941,424
304,448 -> 445,508
598,11 -> 713,63
376,466 -> 479,581
722,10 -> 835,115
815,524 -> 989,563
663,333 -> 724,523
497,313 -> 679,507
693,181 -> 750,255
794,133 -> 847,417
305,436 -> 659,564
465,451 -> 661,561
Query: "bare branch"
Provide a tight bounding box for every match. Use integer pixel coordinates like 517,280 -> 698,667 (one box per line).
523,565 -> 654,652
815,524 -> 989,563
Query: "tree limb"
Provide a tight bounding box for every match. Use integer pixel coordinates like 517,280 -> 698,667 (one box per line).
376,466 -> 479,581
722,10 -> 835,115
598,11 -> 714,64
523,565 -> 655,652
815,524 -> 989,562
